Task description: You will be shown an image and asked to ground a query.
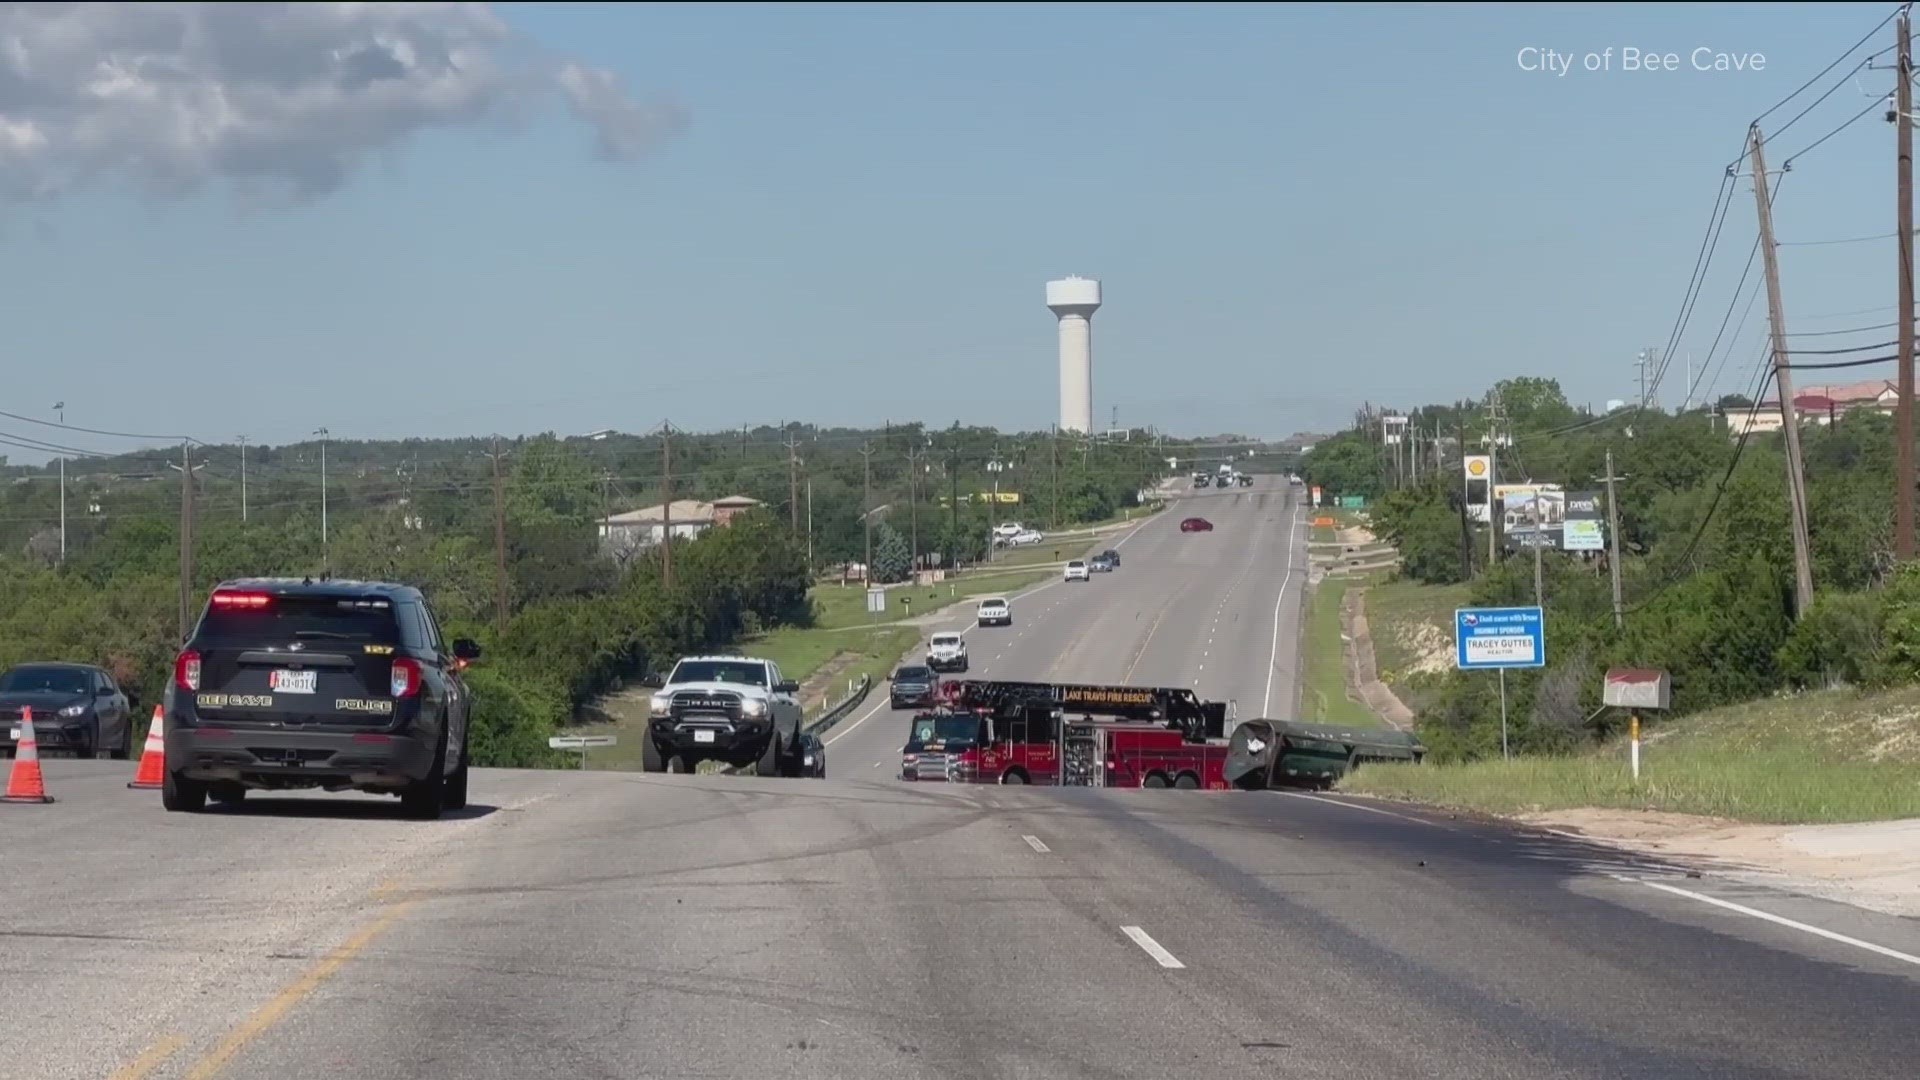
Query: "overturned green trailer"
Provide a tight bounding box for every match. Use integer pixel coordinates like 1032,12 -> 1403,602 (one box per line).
1224,719 -> 1425,790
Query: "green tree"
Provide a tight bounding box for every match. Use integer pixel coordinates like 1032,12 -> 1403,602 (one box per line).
871,523 -> 911,583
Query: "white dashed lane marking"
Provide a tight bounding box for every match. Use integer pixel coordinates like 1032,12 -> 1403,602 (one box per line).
1023,835 -> 1051,853
1121,926 -> 1186,969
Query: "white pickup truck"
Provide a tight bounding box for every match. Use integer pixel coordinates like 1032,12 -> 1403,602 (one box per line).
926,631 -> 969,673
640,655 -> 803,776
976,597 -> 1012,627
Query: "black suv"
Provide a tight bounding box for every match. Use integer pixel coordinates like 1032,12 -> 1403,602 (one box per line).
163,578 -> 480,819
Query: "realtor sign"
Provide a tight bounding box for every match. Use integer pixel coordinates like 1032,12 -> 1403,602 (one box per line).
1454,606 -> 1546,669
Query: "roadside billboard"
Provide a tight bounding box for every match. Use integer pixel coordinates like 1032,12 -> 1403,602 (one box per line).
1463,455 -> 1492,522
1562,490 -> 1605,552
1497,483 -> 1564,551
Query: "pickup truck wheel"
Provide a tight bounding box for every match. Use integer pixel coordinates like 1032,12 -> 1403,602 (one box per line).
667,754 -> 696,774
756,731 -> 783,777
641,735 -> 667,773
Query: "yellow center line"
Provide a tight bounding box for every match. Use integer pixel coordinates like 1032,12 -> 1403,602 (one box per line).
183,884 -> 417,1080
110,1033 -> 186,1080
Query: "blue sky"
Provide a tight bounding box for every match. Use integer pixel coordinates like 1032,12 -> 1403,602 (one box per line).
0,1 -> 1909,461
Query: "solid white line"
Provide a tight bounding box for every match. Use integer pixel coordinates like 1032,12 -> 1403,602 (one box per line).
1261,499 -> 1305,717
1121,925 -> 1186,969
1274,790 -> 1444,827
1022,834 -> 1051,853
822,690 -> 892,747
1625,877 -> 1920,968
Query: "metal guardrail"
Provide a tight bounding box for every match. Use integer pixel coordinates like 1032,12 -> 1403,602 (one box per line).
805,674 -> 873,736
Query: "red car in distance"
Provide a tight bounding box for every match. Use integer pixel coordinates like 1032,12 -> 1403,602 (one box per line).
1180,517 -> 1213,532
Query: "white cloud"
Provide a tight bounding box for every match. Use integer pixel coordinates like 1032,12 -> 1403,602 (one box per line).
0,2 -> 686,206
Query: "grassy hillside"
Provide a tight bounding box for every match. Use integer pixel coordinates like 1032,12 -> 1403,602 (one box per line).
1364,578 -> 1470,715
1342,685 -> 1920,824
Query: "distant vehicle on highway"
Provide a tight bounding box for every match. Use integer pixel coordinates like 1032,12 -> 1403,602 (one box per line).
976,597 -> 1012,627
1192,473 -> 1210,488
795,731 -> 827,778
1099,548 -> 1121,567
1237,473 -> 1254,487
926,632 -> 969,673
643,654 -> 803,776
993,522 -> 1025,538
889,664 -> 939,710
1064,559 -> 1090,582
1180,517 -> 1214,532
163,578 -> 479,818
1009,529 -> 1045,546
1,661 -> 134,760
1089,554 -> 1115,573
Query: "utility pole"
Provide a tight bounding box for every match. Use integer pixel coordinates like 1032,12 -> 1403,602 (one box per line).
861,441 -> 883,576
237,435 -> 248,524
805,477 -> 815,569
1897,5 -> 1916,560
906,443 -> 923,579
1531,490 -> 1545,607
1456,422 -> 1474,581
1636,349 -> 1658,409
1749,123 -> 1818,616
174,444 -> 198,642
785,429 -> 802,534
491,437 -> 509,633
948,448 -> 960,568
661,422 -> 675,587
1485,394 -> 1504,565
1602,449 -> 1626,630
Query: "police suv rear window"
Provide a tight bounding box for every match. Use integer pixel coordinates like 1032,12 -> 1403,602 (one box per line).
197,594 -> 401,644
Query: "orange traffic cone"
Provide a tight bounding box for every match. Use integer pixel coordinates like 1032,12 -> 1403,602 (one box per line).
128,705 -> 166,790
4,706 -> 54,804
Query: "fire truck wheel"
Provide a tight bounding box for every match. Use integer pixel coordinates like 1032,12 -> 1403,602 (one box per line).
1142,773 -> 1169,789
1000,769 -> 1027,785
1174,773 -> 1200,790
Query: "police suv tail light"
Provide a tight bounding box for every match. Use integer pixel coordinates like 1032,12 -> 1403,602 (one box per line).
391,658 -> 423,698
174,650 -> 201,692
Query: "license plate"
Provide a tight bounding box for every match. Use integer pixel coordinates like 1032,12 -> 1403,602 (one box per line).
693,730 -> 715,744
269,669 -> 317,694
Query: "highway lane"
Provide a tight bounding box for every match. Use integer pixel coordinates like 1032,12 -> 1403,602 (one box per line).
12,471 -> 1920,1078
824,474 -> 1305,774
11,760 -> 1919,1078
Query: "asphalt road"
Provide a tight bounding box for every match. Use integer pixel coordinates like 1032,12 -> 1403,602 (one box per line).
822,474 -> 1307,774
6,475 -> 1919,1079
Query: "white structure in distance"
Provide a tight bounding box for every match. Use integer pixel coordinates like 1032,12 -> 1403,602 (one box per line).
1047,276 -> 1102,434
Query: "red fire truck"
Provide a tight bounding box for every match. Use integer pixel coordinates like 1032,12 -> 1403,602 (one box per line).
902,679 -> 1237,790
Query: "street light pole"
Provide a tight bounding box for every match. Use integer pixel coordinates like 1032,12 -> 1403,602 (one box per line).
314,427 -> 330,570
54,401 -> 65,562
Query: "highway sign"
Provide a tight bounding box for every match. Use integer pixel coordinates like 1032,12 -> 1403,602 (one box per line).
1454,606 -> 1546,670
549,735 -> 616,750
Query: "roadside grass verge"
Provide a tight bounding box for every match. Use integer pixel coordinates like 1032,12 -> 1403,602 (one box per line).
1300,576 -> 1383,727
1342,685 -> 1920,824
1364,577 -> 1470,714
810,568 -> 1056,629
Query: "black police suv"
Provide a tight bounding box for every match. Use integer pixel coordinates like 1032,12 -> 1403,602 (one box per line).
163,578 -> 480,818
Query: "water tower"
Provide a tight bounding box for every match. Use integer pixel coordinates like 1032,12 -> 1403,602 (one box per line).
1047,276 -> 1102,434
